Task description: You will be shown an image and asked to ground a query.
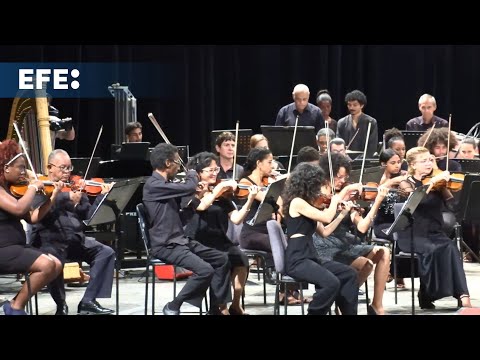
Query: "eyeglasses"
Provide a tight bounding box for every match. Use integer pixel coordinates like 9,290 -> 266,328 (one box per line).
49,163 -> 74,172
416,158 -> 433,165
202,167 -> 221,174
335,175 -> 349,181
172,159 -> 182,166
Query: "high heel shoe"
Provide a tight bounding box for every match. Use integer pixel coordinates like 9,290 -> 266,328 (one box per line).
418,290 -> 435,309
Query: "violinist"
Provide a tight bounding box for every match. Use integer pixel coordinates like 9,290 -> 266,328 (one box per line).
183,152 -> 258,315
250,134 -> 285,173
397,146 -> 472,309
0,140 -> 63,315
215,131 -> 244,180
143,143 -> 231,315
314,153 -> 391,315
417,128 -> 461,172
283,163 -> 359,315
373,149 -> 408,288
454,138 -> 477,159
296,146 -> 321,166
31,149 -> 116,315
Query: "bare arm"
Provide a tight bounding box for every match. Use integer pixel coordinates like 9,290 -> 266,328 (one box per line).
230,185 -> 258,224
0,180 -> 44,217
289,196 -> 341,224
353,186 -> 388,233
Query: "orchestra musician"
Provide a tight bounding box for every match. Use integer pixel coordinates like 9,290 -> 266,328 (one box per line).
31,149 -> 116,315
313,153 -> 390,315
275,84 -> 324,133
417,128 -> 461,172
373,148 -> 408,288
215,131 -> 244,180
125,121 -> 143,143
336,90 -> 379,157
183,151 -> 258,315
282,162 -> 359,315
397,147 -> 472,309
383,127 -> 407,171
405,94 -> 448,131
0,140 -> 63,315
143,143 -> 231,315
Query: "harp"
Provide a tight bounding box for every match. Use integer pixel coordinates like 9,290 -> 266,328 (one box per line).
7,88 -> 53,174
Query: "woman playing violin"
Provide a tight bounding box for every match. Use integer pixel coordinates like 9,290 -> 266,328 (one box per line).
183,152 -> 258,315
397,146 -> 472,309
283,163 -> 360,315
314,153 -> 391,315
373,149 -> 409,288
0,140 -> 63,315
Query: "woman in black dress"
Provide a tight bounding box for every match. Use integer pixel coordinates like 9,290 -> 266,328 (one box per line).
283,162 -> 359,315
184,152 -> 257,315
0,140 -> 63,315
398,146 -> 472,309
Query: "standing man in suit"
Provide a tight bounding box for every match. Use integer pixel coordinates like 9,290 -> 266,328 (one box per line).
275,84 -> 324,133
336,90 -> 378,157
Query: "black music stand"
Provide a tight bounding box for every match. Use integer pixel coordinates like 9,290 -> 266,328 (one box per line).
401,130 -> 426,151
454,159 -> 480,173
83,177 -> 144,315
260,126 -> 317,157
247,177 -> 287,226
384,184 -> 429,315
454,174 -> 480,263
211,129 -> 252,156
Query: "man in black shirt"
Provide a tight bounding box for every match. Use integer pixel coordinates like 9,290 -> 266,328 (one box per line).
275,84 -> 324,133
406,94 -> 448,131
143,143 -> 231,315
32,149 -> 116,315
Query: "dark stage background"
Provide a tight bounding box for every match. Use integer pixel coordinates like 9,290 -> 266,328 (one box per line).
1,45 -> 479,160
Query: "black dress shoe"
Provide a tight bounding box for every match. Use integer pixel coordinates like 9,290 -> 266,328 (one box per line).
162,302 -> 180,315
77,300 -> 114,315
55,302 -> 69,315
418,290 -> 435,310
367,305 -> 378,315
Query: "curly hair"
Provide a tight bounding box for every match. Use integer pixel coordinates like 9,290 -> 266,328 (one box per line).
283,163 -> 326,216
418,128 -> 458,152
0,139 -> 22,188
384,127 -> 404,148
187,151 -> 219,173
319,152 -> 351,180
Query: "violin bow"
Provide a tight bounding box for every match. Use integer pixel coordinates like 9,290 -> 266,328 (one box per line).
80,125 -> 103,192
287,115 -> 299,174
147,113 -> 188,173
358,120 -> 372,185
232,120 -> 240,181
324,121 -> 335,195
13,122 -> 39,181
422,122 -> 436,147
446,114 -> 452,173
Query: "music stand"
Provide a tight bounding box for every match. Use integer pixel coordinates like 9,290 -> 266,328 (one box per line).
401,130 -> 426,151
118,142 -> 151,161
71,157 -> 101,177
211,129 -> 252,156
247,177 -> 287,226
454,159 -> 480,173
454,173 -> 480,263
384,184 -> 429,315
83,177 -> 144,314
261,126 -> 317,156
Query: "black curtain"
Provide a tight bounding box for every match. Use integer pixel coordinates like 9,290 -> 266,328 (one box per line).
1,45 -> 479,160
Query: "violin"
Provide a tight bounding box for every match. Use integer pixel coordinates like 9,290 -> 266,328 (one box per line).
10,175 -> 60,198
421,169 -> 464,192
68,175 -> 105,196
